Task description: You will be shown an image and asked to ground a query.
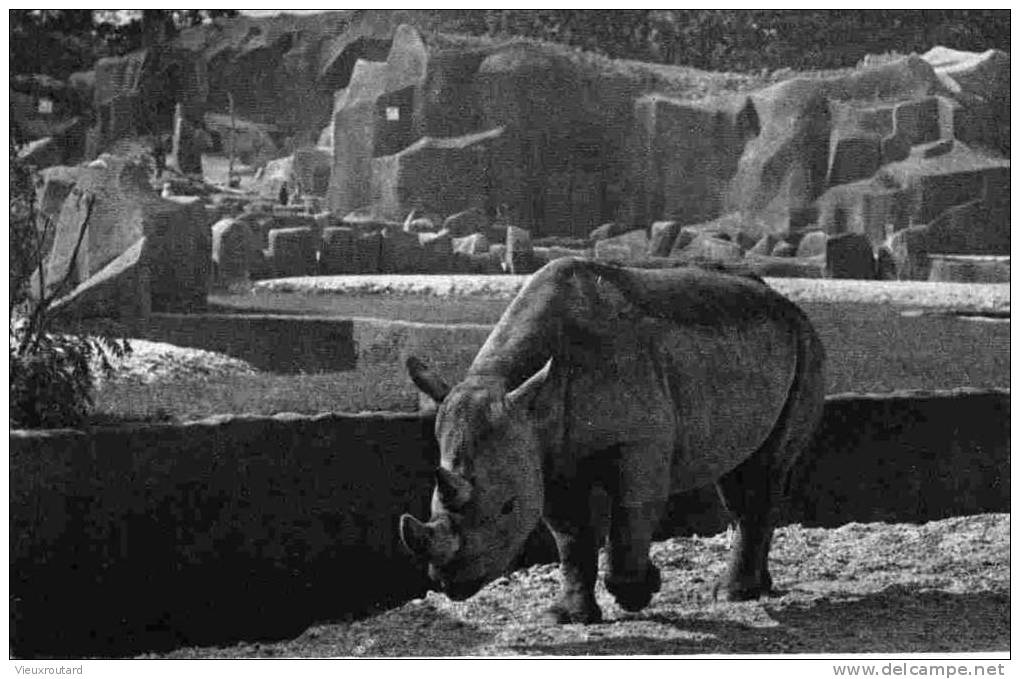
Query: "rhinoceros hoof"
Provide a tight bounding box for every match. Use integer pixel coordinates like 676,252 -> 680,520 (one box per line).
542,597 -> 603,625
606,563 -> 662,612
712,577 -> 772,602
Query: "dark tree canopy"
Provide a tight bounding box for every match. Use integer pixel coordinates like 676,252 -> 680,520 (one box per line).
472,10 -> 1010,72
9,10 -> 240,79
9,10 -> 1009,81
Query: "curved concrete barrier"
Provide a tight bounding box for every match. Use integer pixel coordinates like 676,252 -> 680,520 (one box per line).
10,388 -> 1008,657
928,254 -> 1010,284
254,273 -> 1010,314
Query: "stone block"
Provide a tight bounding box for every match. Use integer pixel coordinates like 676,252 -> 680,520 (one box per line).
419,230 -> 454,273
593,229 -> 649,263
452,233 -> 490,255
404,217 -> 437,234
381,227 -> 424,273
211,218 -> 257,283
882,225 -> 930,280
666,228 -> 699,258
443,208 -> 490,237
354,232 -> 383,274
647,221 -> 682,257
588,222 -> 630,242
772,241 -> 797,257
673,234 -> 743,264
745,254 -> 825,278
533,247 -> 589,265
266,227 -> 317,278
504,226 -> 535,274
827,133 -> 882,187
748,233 -> 780,256
796,231 -> 828,258
825,232 -> 875,279
319,227 -> 357,275
893,97 -> 941,146
816,181 -> 911,247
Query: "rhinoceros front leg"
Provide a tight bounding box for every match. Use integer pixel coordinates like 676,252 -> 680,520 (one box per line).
604,446 -> 669,613
542,480 -> 604,624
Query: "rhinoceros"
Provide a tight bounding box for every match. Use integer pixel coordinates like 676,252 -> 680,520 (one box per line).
400,257 -> 825,623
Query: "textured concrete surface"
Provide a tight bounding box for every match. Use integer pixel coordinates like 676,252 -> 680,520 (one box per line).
254,273 -> 1010,314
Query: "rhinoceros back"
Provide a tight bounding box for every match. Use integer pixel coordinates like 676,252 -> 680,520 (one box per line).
553,260 -> 804,492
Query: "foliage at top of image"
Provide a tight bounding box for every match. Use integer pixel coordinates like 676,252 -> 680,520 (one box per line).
9,10 -> 240,79
9,141 -> 130,429
468,10 -> 1009,73
8,10 -> 1009,82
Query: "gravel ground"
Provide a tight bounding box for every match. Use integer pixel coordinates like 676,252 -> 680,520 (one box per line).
153,513 -> 1008,657
94,339 -> 256,385
253,275 -> 1010,314
95,283 -> 1006,658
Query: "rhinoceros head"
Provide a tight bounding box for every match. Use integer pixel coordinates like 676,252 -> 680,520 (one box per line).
400,357 -> 550,600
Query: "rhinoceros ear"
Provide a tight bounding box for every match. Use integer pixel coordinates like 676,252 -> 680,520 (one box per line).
436,467 -> 473,508
507,359 -> 552,410
399,514 -> 432,558
407,356 -> 451,403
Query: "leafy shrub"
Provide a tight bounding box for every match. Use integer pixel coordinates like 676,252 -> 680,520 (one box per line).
474,10 -> 1009,73
9,139 -> 129,429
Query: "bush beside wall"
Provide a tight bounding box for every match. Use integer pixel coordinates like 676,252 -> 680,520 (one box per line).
10,388 -> 1009,657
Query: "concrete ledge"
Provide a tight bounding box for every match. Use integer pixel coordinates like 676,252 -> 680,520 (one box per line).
253,274 -> 1010,314
928,254 -> 1010,284
10,388 -> 1009,657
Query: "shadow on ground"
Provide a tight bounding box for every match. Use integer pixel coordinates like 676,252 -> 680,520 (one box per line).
509,585 -> 1009,655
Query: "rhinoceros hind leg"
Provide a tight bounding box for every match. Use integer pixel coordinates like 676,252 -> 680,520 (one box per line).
713,443 -> 781,601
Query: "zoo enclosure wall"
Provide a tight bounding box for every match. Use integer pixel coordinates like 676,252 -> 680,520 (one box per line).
9,388 -> 1009,657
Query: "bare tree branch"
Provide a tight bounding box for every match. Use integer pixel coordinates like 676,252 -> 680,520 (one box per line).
22,190 -> 95,355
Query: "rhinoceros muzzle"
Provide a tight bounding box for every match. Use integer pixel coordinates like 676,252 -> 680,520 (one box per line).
399,468 -> 474,562
440,575 -> 488,601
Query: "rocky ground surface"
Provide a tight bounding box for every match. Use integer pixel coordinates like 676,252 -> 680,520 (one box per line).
254,275 -> 1011,314
152,513 -> 1008,657
93,339 -> 256,385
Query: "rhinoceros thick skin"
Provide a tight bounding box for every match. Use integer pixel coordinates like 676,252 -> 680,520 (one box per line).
401,257 -> 826,623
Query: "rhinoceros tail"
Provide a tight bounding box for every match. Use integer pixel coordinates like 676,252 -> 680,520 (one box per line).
770,306 -> 826,497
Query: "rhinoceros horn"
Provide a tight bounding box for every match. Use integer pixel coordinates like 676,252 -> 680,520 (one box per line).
399,514 -> 461,561
406,356 -> 451,403
507,359 -> 552,409
436,467 -> 473,508
399,514 -> 432,557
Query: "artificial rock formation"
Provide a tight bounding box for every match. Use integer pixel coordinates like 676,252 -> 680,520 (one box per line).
34,156 -> 210,318
74,10 -> 1009,283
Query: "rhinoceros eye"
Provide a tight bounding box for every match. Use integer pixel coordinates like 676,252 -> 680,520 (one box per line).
500,498 -> 517,515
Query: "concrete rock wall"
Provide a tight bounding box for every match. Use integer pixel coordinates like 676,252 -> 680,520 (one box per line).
323,41 -> 1008,277
10,388 -> 1009,657
11,411 -> 438,658
34,156 -> 211,318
